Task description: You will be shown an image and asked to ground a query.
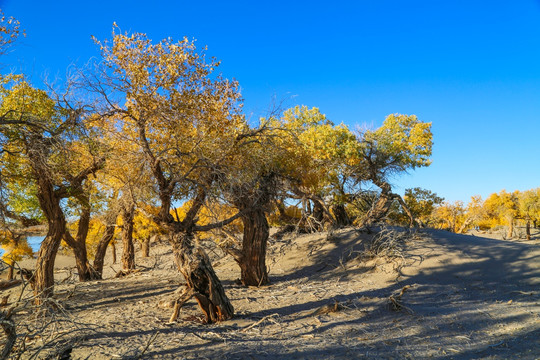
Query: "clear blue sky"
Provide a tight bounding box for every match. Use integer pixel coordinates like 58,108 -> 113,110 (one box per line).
2,0 -> 540,203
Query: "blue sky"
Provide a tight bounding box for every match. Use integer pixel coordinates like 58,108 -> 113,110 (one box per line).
1,0 -> 540,203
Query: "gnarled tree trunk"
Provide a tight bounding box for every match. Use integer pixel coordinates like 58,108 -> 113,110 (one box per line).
238,209 -> 269,286
230,174 -> 275,286
360,182 -> 415,228
33,179 -> 66,304
63,202 -> 99,281
361,191 -> 393,227
121,204 -> 136,271
64,231 -> 97,281
170,231 -> 234,323
34,214 -> 65,304
93,215 -> 118,278
332,203 -> 351,227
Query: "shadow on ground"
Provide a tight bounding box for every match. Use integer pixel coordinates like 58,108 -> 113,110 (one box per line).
26,228 -> 540,359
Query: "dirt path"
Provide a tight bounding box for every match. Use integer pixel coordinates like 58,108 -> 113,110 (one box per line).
2,228 -> 539,359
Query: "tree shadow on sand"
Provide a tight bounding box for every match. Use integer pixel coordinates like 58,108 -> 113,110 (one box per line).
18,228 -> 540,359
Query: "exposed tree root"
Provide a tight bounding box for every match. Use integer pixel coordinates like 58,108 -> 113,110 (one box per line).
168,287 -> 196,323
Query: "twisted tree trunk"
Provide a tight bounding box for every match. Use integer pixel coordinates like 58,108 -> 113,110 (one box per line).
229,174 -> 275,286
63,202 -> 99,281
33,178 -> 66,304
360,182 -> 415,228
135,122 -> 234,323
238,208 -> 269,286
170,231 -> 234,323
93,213 -> 118,278
361,190 -> 393,227
34,215 -> 65,304
64,231 -> 97,281
312,200 -> 325,231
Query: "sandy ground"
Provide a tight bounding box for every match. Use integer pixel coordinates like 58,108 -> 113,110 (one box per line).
1,227 -> 539,359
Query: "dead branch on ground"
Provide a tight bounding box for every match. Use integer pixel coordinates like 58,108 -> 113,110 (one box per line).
388,285 -> 413,313
310,300 -> 343,316
241,313 -> 280,332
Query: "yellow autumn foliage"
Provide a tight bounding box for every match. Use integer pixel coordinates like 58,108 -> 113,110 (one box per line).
0,230 -> 33,265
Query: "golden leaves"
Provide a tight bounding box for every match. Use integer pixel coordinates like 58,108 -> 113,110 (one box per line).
0,10 -> 24,52
362,113 -> 433,170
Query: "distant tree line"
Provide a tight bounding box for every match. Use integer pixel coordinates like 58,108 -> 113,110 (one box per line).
394,188 -> 540,240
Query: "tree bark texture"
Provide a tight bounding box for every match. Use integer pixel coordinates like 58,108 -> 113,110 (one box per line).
111,241 -> 117,264
360,191 -> 393,227
141,237 -> 151,258
332,204 -> 351,227
507,218 -> 514,239
312,200 -> 325,231
121,204 -> 136,271
34,216 -> 64,304
169,231 -> 234,323
231,174 -> 275,286
33,179 -> 66,304
64,231 -> 96,281
93,220 -> 117,278
238,209 -> 269,286
63,203 -> 99,281
526,220 -> 531,241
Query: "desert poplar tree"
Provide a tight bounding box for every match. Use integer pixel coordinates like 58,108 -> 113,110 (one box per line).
84,26 -> 252,322
354,114 -> 433,227
0,78 -> 104,303
520,189 -> 540,240
266,106 -> 359,231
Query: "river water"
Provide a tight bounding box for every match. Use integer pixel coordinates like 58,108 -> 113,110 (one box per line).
0,235 -> 45,258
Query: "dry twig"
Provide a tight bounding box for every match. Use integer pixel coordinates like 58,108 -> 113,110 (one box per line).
137,331 -> 160,359
388,285 -> 413,313
241,313 -> 280,332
